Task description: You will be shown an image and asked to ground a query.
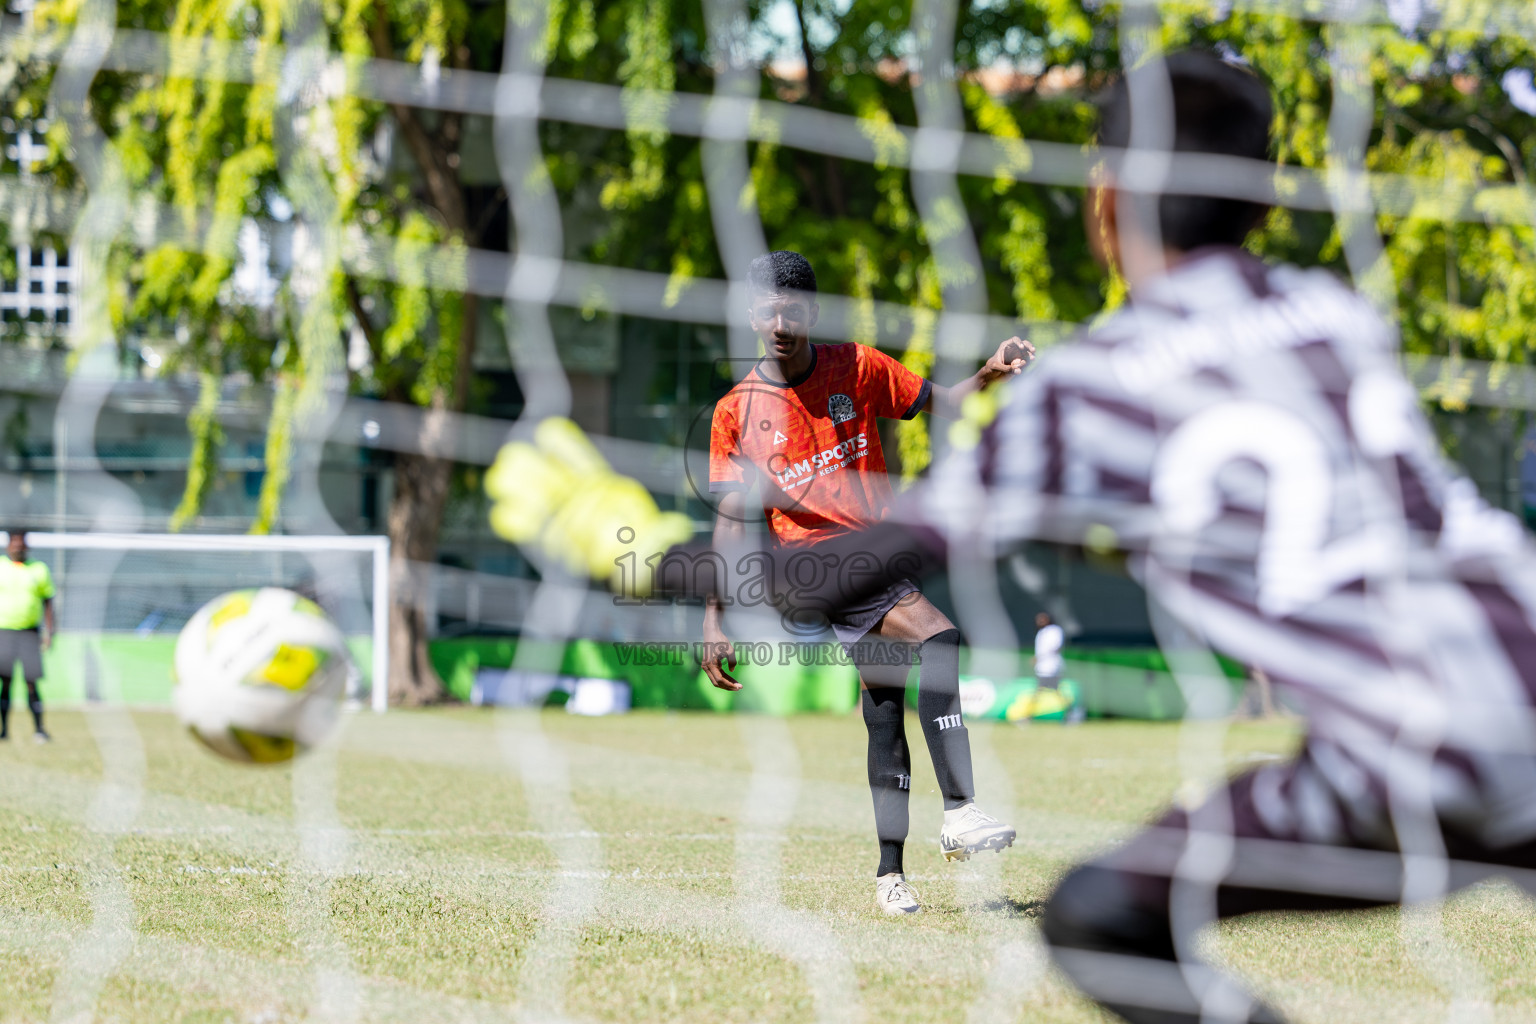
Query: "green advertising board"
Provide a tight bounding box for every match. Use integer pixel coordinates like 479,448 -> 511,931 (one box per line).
15,635 -> 1248,720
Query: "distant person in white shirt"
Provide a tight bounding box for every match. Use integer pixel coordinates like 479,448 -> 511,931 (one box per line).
1033,612 -> 1063,692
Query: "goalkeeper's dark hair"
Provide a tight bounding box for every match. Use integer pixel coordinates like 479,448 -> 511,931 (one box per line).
747,251 -> 817,295
1097,50 -> 1274,251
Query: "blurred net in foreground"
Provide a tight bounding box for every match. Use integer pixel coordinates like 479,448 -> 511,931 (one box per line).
4,1 -> 1536,1022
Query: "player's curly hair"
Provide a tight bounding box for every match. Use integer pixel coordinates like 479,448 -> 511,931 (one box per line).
746,251 -> 817,295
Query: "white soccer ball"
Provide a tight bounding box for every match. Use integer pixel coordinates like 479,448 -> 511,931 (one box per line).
172,587 -> 354,763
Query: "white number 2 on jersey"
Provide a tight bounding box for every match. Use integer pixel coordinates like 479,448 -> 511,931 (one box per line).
1151,380 -> 1409,617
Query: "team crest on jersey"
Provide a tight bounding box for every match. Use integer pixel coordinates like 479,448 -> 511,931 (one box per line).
828,393 -> 855,425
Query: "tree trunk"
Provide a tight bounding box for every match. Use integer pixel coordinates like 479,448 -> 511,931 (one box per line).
384,294 -> 480,706
386,445 -> 455,706
361,9 -> 483,706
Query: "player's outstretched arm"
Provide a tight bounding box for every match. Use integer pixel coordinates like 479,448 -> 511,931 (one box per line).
924,337 -> 1033,419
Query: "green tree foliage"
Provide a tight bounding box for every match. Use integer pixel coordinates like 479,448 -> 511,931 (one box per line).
6,0 -> 506,702
4,0 -> 1535,686
534,2 -> 1536,475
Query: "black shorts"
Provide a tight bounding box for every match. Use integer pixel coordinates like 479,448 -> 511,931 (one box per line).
0,628 -> 43,682
827,578 -> 921,647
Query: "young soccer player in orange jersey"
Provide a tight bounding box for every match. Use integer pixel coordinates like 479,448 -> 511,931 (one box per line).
704,251 -> 1031,914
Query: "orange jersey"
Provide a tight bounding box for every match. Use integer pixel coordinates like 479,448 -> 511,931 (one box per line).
709,343 -> 932,545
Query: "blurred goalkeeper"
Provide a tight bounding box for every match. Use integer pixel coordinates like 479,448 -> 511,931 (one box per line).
673,52 -> 1536,1023
490,46 -> 1536,1023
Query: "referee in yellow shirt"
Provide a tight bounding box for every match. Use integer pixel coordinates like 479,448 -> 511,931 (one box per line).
0,530 -> 54,742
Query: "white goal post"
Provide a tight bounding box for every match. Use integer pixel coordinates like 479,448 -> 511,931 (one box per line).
18,533 -> 391,713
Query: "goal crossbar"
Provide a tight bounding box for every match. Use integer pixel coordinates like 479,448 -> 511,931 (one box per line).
15,532 -> 391,713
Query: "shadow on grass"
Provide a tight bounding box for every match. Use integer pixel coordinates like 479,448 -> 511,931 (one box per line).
990,896 -> 1047,917
935,896 -> 1046,918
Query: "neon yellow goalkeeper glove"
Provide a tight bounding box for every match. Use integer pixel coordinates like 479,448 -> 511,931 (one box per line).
485,417 -> 693,594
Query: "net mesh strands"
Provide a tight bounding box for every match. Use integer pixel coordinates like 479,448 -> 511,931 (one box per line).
2,0 -> 1535,1021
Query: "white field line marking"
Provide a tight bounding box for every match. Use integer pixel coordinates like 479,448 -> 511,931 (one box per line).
0,863 -> 1003,885
170,866 -> 988,882
12,823 -> 1103,848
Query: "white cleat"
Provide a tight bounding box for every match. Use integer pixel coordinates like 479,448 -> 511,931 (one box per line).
939,803 -> 1016,862
875,872 -> 921,915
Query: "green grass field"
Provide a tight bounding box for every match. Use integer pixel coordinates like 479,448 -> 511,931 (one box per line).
2,709 -> 1535,1023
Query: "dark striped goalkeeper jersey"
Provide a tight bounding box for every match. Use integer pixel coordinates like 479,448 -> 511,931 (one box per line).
919,247 -> 1536,848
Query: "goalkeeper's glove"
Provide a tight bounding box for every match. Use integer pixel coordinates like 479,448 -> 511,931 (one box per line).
485,417 -> 693,595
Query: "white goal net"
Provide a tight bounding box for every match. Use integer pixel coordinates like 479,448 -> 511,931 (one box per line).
2,0 -> 1535,1021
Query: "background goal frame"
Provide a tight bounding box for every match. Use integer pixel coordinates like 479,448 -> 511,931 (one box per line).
20,532 -> 391,713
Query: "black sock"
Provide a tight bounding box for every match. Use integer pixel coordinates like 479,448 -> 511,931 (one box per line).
916,628 -> 975,810
861,685 -> 911,876
28,700 -> 42,734
0,690 -> 10,738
